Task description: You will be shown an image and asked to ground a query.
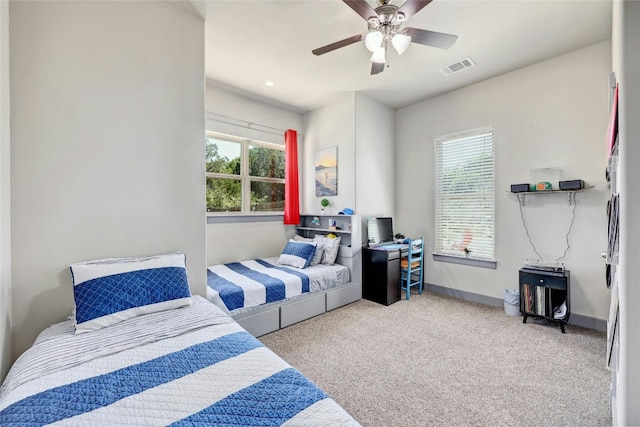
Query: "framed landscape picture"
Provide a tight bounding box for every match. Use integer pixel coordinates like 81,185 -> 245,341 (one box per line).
315,146 -> 337,196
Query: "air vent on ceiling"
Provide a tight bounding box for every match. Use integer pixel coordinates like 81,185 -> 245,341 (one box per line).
439,57 -> 476,76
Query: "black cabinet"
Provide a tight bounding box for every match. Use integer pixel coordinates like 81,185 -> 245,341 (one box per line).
519,269 -> 570,333
362,248 -> 401,305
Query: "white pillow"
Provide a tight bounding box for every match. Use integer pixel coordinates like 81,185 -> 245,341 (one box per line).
294,234 -> 324,266
277,240 -> 317,269
70,253 -> 192,334
310,243 -> 325,266
313,235 -> 342,265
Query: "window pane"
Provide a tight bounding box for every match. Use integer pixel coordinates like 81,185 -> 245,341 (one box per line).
206,137 -> 241,175
206,177 -> 241,212
435,128 -> 495,260
250,181 -> 285,212
249,144 -> 285,179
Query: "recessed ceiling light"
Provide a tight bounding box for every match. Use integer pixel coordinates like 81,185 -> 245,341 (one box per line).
265,81 -> 275,87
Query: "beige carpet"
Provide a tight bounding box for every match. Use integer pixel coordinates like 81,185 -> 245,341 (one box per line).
260,291 -> 611,427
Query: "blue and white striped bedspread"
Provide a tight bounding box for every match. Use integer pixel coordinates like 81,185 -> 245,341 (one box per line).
207,258 -> 314,312
0,296 -> 360,426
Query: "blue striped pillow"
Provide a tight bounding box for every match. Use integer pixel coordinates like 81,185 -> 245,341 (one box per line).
70,253 -> 192,334
277,240 -> 317,269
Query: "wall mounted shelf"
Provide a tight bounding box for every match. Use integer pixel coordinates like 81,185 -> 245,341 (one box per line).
506,185 -> 594,206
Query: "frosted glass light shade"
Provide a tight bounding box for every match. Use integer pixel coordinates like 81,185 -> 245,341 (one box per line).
391,33 -> 411,55
370,46 -> 386,64
364,31 -> 383,52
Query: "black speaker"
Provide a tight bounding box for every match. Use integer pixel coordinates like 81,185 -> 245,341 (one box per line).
510,183 -> 530,193
559,180 -> 584,191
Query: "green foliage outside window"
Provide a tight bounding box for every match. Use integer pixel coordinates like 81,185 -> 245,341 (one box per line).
206,138 -> 240,174
206,177 -> 241,212
249,145 -> 285,179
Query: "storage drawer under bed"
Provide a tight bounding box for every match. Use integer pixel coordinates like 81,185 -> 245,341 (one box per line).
327,281 -> 361,311
235,306 -> 280,337
280,293 -> 325,328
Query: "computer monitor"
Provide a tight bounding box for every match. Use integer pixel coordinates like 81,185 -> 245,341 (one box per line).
367,217 -> 394,245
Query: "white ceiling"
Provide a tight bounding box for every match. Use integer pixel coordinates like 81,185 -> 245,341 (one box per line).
199,0 -> 612,113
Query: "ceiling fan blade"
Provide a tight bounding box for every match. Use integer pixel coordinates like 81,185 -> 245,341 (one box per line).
343,0 -> 377,21
405,27 -> 458,50
371,62 -> 385,75
312,34 -> 364,56
397,0 -> 434,20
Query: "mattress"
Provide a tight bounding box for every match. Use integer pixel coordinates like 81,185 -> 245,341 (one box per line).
207,257 -> 350,315
0,296 -> 360,426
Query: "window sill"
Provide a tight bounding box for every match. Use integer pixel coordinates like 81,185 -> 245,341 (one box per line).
433,254 -> 497,269
207,213 -> 284,224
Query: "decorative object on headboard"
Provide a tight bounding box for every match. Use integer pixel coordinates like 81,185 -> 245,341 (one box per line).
320,198 -> 330,215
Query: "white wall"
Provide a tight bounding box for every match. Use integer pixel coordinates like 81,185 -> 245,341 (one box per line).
611,1 -> 640,424
10,1 -> 205,361
396,42 -> 612,323
354,93 -> 395,242
205,82 -> 303,265
302,94 -> 357,215
302,93 -> 395,243
0,0 -> 11,381
206,81 -> 303,146
207,221 -> 291,265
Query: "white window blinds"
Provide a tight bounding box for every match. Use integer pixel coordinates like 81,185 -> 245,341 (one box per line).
434,126 -> 495,261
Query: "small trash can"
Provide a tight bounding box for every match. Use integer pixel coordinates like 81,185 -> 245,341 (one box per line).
503,288 -> 521,316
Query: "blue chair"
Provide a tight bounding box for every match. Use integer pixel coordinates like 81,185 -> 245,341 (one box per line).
400,237 -> 425,300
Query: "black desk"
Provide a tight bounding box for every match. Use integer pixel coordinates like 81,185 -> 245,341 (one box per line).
362,244 -> 409,305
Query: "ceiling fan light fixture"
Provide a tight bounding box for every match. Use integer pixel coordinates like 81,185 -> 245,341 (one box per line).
310,0 -> 458,75
370,45 -> 386,64
364,30 -> 383,52
391,33 -> 411,55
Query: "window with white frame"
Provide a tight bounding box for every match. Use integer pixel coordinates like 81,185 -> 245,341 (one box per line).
434,126 -> 495,264
206,132 -> 285,214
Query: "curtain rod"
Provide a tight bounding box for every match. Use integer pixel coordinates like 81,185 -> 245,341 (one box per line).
206,112 -> 303,138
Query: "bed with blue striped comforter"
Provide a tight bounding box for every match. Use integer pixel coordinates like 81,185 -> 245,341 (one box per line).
207,257 -> 349,314
0,296 -> 360,426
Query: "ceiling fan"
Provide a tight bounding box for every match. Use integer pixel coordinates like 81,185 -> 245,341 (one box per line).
312,0 -> 458,75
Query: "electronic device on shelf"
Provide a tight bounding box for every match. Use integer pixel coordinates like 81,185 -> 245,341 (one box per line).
559,179 -> 585,191
522,259 -> 565,275
510,183 -> 530,193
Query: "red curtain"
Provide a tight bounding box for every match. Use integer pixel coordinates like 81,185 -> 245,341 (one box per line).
284,129 -> 300,225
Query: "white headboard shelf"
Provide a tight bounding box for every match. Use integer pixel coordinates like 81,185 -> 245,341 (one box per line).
296,214 -> 362,283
